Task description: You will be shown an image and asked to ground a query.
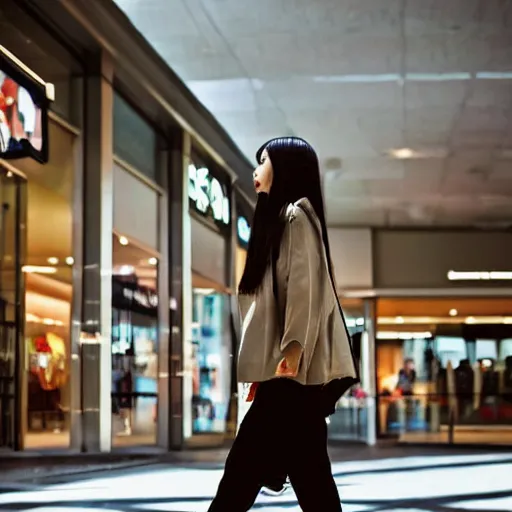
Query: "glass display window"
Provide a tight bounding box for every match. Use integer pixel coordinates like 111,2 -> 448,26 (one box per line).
111,234 -> 159,446
190,290 -> 231,434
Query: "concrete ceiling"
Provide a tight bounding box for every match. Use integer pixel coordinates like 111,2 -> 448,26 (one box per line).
114,0 -> 512,227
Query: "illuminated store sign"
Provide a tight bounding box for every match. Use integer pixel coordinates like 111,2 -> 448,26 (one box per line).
188,164 -> 230,225
237,216 -> 251,245
123,287 -> 158,308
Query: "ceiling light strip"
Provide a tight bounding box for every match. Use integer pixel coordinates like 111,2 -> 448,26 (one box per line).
447,270 -> 512,281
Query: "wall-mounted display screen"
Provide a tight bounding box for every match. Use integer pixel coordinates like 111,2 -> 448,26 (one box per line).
0,45 -> 52,163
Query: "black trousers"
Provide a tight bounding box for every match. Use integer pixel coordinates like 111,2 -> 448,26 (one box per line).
208,379 -> 342,511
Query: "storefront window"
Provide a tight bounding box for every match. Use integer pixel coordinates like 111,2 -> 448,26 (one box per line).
191,291 -> 230,434
0,165 -> 25,450
327,298 -> 368,442
376,298 -> 512,445
111,234 -> 159,446
187,152 -> 232,441
9,119 -> 75,450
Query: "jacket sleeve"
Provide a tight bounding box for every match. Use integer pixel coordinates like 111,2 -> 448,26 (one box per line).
280,208 -> 322,370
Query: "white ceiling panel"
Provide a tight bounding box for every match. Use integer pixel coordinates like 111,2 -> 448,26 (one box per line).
115,0 -> 512,227
200,0 -> 403,37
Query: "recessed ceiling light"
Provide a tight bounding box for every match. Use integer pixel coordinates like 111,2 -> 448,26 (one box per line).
395,316 -> 405,324
47,257 -> 59,265
65,256 -> 74,265
6,171 -> 13,178
116,265 -> 134,276
118,236 -> 129,246
449,309 -> 458,317
389,148 -> 415,160
465,316 -> 476,324
148,257 -> 158,266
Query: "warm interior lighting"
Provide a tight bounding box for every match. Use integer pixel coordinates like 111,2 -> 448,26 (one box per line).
113,265 -> 134,276
25,313 -> 63,326
148,257 -> 158,266
6,170 -> 13,178
447,270 -> 512,281
377,331 -> 433,340
47,257 -> 59,265
395,316 -> 405,324
65,256 -> 74,265
449,309 -> 458,317
118,235 -> 129,246
194,288 -> 216,295
389,148 -> 415,159
22,265 -> 57,274
379,315 -> 512,325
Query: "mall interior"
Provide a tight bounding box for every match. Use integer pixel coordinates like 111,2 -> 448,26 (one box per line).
0,0 -> 511,456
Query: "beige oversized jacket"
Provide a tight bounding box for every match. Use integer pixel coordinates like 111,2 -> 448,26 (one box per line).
237,198 -> 358,386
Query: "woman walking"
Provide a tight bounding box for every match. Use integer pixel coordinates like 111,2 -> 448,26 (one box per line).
208,137 -> 358,511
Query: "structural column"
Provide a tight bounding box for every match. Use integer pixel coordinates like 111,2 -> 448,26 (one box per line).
225,183 -> 239,439
77,51 -> 114,452
156,149 -> 170,448
362,298 -> 377,446
166,129 -> 190,449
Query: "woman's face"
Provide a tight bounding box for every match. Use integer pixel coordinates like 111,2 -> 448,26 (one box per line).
253,149 -> 273,194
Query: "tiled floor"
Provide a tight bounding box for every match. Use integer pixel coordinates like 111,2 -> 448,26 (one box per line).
0,452 -> 510,511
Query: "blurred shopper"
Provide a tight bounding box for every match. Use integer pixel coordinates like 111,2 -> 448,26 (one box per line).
208,137 -> 358,511
397,358 -> 416,396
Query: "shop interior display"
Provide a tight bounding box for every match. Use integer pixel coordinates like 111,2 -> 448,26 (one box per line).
377,332 -> 512,436
191,290 -> 230,434
111,241 -> 159,444
24,281 -> 71,436
27,330 -> 67,432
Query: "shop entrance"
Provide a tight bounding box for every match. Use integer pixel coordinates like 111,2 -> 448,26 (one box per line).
0,163 -> 26,450
376,297 -> 512,446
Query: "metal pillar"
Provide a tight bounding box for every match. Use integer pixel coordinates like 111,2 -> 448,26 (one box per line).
167,130 -> 189,449
76,51 -> 114,452
362,298 -> 377,446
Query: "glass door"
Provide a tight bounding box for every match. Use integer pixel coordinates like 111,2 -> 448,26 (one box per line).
0,164 -> 26,450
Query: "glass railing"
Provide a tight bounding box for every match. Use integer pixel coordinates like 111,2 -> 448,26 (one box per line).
378,393 -> 512,445
328,395 -> 370,442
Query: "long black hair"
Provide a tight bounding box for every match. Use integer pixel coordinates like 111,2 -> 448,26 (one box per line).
238,137 -> 334,295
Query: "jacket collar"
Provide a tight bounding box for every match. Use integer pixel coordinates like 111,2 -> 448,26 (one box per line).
293,198 -> 323,238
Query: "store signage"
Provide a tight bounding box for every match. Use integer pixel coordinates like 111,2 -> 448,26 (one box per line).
237,216 -> 251,244
123,287 -> 158,308
188,164 -> 230,225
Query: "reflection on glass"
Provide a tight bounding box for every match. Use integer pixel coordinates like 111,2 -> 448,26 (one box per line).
327,298 -> 368,442
9,120 -> 75,450
111,235 -> 158,445
191,290 -> 230,434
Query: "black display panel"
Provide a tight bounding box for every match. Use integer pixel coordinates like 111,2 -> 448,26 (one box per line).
0,45 -> 52,163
